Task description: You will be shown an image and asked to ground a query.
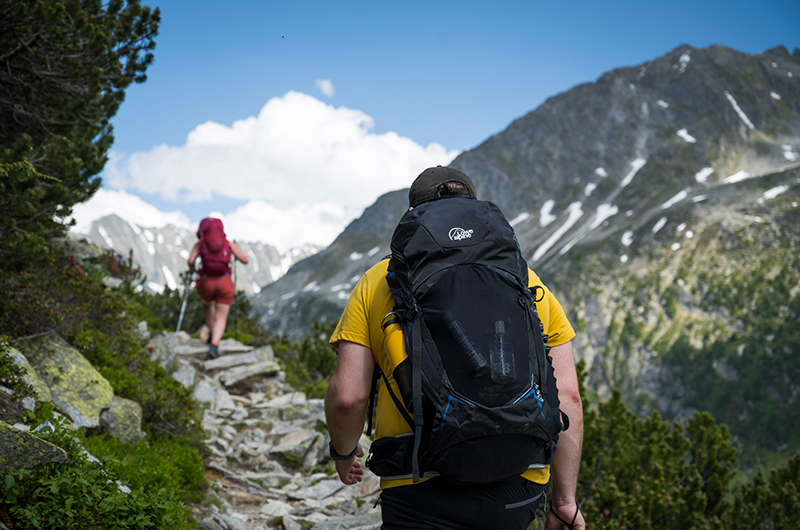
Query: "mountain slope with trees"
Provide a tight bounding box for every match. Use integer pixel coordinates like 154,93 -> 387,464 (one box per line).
251,44 -> 800,468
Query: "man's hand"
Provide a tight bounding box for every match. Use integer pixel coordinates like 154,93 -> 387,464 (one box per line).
545,502 -> 585,530
334,442 -> 365,485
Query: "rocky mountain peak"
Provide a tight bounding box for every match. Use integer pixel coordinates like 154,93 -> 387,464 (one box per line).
252,43 -> 800,338
72,214 -> 321,295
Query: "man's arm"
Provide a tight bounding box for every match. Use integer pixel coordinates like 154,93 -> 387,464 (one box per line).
324,340 -> 374,484
546,341 -> 586,530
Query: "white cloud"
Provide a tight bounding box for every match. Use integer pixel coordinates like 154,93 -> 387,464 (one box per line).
70,189 -> 192,234
104,91 -> 457,207
217,200 -> 354,252
315,79 -> 335,97
98,91 -> 459,251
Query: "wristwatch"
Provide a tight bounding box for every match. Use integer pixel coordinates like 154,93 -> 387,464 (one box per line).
329,441 -> 357,461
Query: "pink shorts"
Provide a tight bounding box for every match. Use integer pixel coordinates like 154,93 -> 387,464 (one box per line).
196,275 -> 234,305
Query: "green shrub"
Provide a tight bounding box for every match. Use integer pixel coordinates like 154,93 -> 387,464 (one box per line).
274,321 -> 338,398
721,453 -> 800,529
82,434 -> 206,504
0,244 -> 208,510
1,246 -> 203,441
0,335 -> 35,399
576,361 -> 738,530
0,417 -> 197,530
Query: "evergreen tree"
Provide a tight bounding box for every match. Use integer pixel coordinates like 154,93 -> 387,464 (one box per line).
0,0 -> 160,270
575,361 -> 738,529
721,453 -> 800,529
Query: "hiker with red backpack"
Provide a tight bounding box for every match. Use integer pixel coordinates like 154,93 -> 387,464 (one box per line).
324,167 -> 584,530
187,217 -> 249,359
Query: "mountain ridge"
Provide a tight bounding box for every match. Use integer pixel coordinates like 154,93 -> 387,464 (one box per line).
71,214 -> 321,295
248,43 -> 800,463
252,43 -> 800,333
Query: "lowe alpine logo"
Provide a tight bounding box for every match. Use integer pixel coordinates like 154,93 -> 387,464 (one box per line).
448,227 -> 474,241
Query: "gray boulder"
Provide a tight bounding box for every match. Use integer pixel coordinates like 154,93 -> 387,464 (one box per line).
271,429 -> 325,471
200,514 -> 255,530
219,360 -> 281,387
146,332 -> 180,371
22,335 -> 113,429
99,396 -> 145,443
136,320 -> 151,340
172,362 -> 197,388
1,346 -> 52,402
102,276 -> 124,290
311,513 -> 382,529
0,422 -> 67,472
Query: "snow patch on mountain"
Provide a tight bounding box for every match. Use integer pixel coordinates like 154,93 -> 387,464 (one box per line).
621,158 -> 647,187
533,202 -> 584,262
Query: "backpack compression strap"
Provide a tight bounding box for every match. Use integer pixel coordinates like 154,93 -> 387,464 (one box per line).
411,314 -> 424,483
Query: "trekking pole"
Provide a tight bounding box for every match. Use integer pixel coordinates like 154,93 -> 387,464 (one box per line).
232,244 -> 238,338
176,272 -> 192,334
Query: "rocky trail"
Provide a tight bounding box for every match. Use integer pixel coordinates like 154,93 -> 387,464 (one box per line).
148,332 -> 382,530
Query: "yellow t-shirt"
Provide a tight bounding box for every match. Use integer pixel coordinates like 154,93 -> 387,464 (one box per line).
330,258 -> 575,489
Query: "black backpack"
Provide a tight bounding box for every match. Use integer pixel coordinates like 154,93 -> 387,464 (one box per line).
365,197 -> 568,484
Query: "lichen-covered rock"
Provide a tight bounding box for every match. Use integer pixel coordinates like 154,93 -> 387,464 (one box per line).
136,320 -> 151,340
1,346 -> 52,402
53,236 -> 105,262
0,422 -> 67,472
203,346 -> 274,371
219,360 -> 281,387
146,332 -> 180,371
201,514 -> 253,530
271,429 -> 325,471
102,276 -> 124,290
100,396 -> 145,443
194,378 -> 219,408
23,335 -> 113,429
311,513 -> 382,529
173,362 -> 197,388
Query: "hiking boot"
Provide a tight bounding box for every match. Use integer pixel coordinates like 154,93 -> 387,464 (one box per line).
206,336 -> 211,345
208,344 -> 219,359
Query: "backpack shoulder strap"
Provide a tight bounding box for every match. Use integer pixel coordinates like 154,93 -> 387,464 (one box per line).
366,362 -> 380,436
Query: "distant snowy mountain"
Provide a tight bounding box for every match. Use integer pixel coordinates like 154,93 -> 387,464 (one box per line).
70,214 -> 320,295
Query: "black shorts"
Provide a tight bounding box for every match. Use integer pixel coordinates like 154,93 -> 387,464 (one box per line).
380,476 -> 546,530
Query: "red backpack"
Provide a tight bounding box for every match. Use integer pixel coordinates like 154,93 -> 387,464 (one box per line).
197,218 -> 231,277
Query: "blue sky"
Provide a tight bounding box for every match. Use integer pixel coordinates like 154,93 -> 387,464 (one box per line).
72,0 -> 800,251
